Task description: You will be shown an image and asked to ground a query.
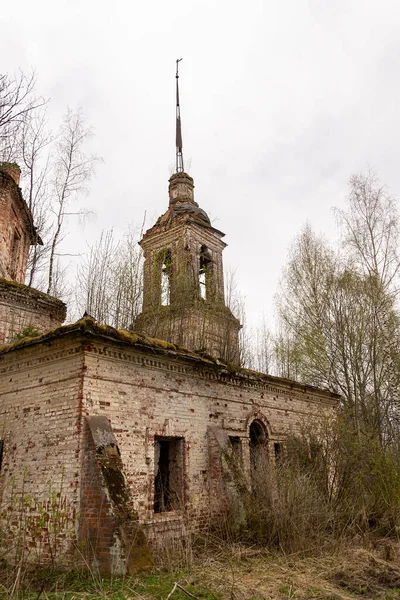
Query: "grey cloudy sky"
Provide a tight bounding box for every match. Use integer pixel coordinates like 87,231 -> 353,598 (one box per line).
2,0 -> 400,328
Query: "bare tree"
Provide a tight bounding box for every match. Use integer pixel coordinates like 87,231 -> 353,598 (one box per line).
76,227 -> 143,328
225,269 -> 250,366
252,316 -> 274,374
112,226 -> 144,328
0,71 -> 45,159
77,229 -> 117,323
18,108 -> 54,287
335,170 -> 400,292
273,322 -> 301,379
47,108 -> 98,295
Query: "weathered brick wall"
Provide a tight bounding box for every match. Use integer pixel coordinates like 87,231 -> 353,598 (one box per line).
0,279 -> 66,343
138,173 -> 240,363
80,420 -> 123,573
80,416 -> 152,574
0,339 -> 84,562
135,304 -> 241,364
0,330 -> 338,570
81,339 -> 337,543
0,169 -> 33,284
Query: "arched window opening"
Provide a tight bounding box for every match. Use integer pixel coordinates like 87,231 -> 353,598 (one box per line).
199,245 -> 212,300
161,249 -> 172,306
10,229 -> 21,279
249,420 -> 269,496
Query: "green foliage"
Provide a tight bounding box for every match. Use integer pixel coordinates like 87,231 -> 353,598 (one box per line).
239,414 -> 400,556
274,172 -> 400,445
0,568 -> 222,600
9,325 -> 41,342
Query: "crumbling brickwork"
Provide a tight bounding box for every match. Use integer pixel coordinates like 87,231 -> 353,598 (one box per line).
0,279 -> 66,343
0,164 -> 36,284
136,172 -> 241,363
0,320 -> 339,572
0,166 -> 339,575
0,337 -> 84,564
81,415 -> 152,574
0,163 -> 66,343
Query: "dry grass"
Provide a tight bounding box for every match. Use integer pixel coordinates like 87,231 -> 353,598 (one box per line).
1,542 -> 400,599
188,543 -> 400,600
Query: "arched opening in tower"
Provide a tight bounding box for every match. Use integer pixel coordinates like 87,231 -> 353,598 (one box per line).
161,249 -> 172,306
199,245 -> 212,301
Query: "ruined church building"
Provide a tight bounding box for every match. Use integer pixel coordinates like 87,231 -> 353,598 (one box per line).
0,68 -> 338,573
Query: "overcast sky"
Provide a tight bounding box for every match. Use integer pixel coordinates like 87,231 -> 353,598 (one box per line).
2,0 -> 400,329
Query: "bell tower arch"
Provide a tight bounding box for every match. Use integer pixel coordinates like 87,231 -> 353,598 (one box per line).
135,172 -> 241,363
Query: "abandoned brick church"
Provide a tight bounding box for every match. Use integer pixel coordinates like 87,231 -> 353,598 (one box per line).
0,153 -> 338,572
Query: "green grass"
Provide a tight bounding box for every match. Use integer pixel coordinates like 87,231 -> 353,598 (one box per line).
0,568 -> 222,600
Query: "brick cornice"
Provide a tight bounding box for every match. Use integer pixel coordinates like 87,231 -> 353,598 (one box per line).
0,278 -> 66,320
0,317 -> 340,406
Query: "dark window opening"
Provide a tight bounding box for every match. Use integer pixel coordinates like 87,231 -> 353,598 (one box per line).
161,249 -> 172,306
0,440 -> 4,472
10,230 -> 21,279
274,442 -> 282,463
199,245 -> 212,300
229,436 -> 242,466
249,420 -> 268,495
154,437 -> 184,513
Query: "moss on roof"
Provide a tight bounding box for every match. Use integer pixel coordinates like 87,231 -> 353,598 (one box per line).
0,278 -> 66,306
0,317 -> 340,401
0,317 -> 215,362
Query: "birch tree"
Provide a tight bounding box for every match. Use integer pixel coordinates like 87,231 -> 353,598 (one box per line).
47,108 -> 98,295
276,173 -> 400,444
18,109 -> 53,287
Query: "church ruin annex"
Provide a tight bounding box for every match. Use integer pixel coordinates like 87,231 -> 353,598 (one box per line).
0,68 -> 339,574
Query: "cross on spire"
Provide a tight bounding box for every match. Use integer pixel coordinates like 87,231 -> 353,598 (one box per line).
175,58 -> 184,173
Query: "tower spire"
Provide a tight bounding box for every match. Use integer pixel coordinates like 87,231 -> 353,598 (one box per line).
175,58 -> 184,173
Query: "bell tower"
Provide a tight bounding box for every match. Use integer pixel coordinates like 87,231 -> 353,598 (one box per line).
134,61 -> 241,363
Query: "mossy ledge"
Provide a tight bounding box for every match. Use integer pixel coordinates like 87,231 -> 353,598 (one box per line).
0,316 -> 340,401
0,277 -> 65,306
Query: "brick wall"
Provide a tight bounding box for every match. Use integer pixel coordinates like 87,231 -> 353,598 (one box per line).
80,337 -> 337,543
0,279 -> 66,343
80,420 -> 123,573
0,170 -> 34,284
0,338 -> 85,563
0,328 -> 338,571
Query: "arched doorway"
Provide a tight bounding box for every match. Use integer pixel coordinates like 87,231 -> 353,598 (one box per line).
249,420 -> 269,495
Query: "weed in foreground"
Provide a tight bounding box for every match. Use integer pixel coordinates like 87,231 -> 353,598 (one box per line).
2,544 -> 400,599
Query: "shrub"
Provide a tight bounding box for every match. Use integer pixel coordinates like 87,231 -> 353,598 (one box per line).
234,414 -> 400,554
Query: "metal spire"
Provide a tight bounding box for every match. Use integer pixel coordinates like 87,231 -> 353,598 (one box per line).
175,58 -> 184,173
